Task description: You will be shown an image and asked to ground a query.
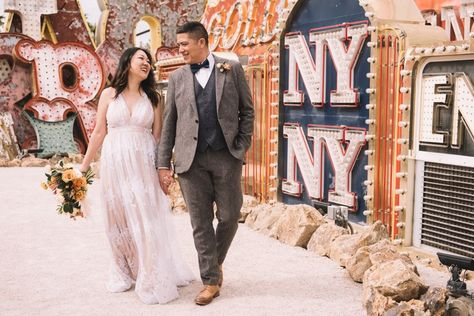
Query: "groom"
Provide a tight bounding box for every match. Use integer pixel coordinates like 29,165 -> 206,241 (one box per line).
157,21 -> 254,305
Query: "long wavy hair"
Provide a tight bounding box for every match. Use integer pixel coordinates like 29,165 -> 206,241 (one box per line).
110,47 -> 159,107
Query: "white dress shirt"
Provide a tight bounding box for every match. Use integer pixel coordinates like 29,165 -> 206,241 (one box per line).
194,53 -> 215,89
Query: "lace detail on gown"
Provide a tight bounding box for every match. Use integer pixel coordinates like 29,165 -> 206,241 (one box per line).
100,93 -> 194,304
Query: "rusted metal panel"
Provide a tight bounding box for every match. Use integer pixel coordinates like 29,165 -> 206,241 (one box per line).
47,0 -> 95,47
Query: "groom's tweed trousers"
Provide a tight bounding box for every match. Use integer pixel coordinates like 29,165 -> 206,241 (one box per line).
178,148 -> 243,285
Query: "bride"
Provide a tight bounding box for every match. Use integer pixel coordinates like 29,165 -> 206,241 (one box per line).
79,47 -> 194,304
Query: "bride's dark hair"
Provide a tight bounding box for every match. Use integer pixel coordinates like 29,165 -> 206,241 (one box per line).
110,47 -> 159,107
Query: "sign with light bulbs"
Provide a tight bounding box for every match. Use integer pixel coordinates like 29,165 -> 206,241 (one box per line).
280,0 -> 370,218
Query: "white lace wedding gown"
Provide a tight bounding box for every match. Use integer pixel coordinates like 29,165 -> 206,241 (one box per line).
99,93 -> 194,304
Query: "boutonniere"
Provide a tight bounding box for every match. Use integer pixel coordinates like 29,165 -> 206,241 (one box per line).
216,62 -> 231,73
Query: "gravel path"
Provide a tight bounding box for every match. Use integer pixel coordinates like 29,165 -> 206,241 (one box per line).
0,167 -> 468,316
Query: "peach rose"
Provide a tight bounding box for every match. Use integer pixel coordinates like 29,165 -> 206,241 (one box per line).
61,169 -> 76,183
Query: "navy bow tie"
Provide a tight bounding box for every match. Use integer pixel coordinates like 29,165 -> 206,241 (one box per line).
190,59 -> 210,74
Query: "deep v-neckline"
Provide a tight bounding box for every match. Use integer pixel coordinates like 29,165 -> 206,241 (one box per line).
121,93 -> 145,119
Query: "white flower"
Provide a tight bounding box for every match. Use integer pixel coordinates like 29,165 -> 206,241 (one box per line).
216,62 -> 231,73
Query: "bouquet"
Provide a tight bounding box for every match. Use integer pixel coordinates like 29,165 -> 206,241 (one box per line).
41,160 -> 94,219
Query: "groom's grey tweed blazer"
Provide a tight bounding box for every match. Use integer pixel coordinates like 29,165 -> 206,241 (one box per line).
157,55 -> 254,174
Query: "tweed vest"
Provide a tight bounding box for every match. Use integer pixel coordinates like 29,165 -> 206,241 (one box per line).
194,70 -> 227,152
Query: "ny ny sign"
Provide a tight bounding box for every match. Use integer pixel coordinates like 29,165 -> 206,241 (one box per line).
284,22 -> 368,107
282,124 -> 366,209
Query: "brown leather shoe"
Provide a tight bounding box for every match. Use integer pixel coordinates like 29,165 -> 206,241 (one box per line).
218,265 -> 223,287
194,285 -> 220,306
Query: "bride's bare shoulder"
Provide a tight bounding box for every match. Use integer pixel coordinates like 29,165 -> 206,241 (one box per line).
101,87 -> 117,98
98,87 -> 118,104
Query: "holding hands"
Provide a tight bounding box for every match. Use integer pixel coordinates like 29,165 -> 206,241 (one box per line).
158,169 -> 174,195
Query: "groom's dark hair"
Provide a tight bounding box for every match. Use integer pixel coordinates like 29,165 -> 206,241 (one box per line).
177,21 -> 209,46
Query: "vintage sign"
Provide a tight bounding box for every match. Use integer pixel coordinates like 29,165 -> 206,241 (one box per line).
4,0 -> 57,40
280,0 -> 370,220
416,59 -> 474,157
14,38 -> 105,143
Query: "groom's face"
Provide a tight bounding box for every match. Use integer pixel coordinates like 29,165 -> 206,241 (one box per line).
177,33 -> 206,64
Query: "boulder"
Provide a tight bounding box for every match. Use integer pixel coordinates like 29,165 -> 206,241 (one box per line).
363,259 -> 428,304
6,158 -> 21,167
172,196 -> 187,213
68,153 -> 84,164
20,155 -> 49,167
245,203 -> 286,237
0,158 -> 8,167
421,287 -> 448,316
329,234 -> 360,267
385,299 -> 427,316
446,296 -> 474,316
307,223 -> 349,256
167,182 -> 187,213
347,239 -> 417,283
329,220 -> 389,267
346,246 -> 372,283
48,154 -> 64,166
240,195 -> 259,222
272,204 -> 326,247
357,220 -> 390,247
364,290 -> 398,316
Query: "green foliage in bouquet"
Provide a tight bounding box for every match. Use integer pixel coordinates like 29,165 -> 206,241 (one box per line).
41,160 -> 94,219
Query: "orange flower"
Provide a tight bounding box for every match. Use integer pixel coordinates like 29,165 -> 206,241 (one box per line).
40,182 -> 48,190
75,190 -> 86,201
62,169 -> 76,183
73,177 -> 87,190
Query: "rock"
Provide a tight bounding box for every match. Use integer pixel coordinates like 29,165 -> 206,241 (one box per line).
347,240 -> 417,283
0,158 -> 8,167
307,223 -> 349,256
329,221 -> 389,267
446,296 -> 474,316
245,203 -> 285,237
20,155 -> 49,167
329,234 -> 360,267
272,204 -> 326,247
243,195 -> 259,208
172,197 -> 187,213
167,182 -> 187,213
6,158 -> 21,167
421,287 -> 448,316
347,246 -> 372,283
363,259 -> 428,304
48,154 -> 64,166
364,290 -> 398,316
68,153 -> 84,164
385,299 -> 427,316
240,195 -> 259,222
357,220 -> 390,247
